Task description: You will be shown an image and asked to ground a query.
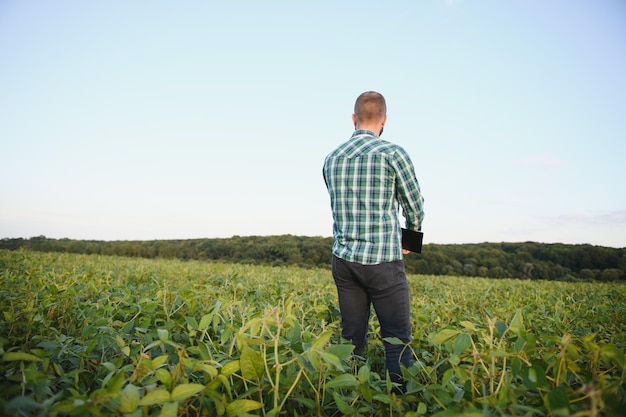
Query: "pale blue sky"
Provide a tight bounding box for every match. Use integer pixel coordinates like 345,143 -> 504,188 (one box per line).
1,1 -> 625,247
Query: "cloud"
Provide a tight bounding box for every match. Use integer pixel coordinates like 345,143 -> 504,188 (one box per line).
509,153 -> 567,168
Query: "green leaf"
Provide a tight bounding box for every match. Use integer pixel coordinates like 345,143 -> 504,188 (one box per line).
240,344 -> 263,380
27,348 -> 46,358
514,336 -> 526,352
459,321 -> 477,331
157,328 -> 169,342
107,371 -> 125,392
357,363 -> 370,383
115,335 -> 126,348
522,369 -> 535,390
221,360 -> 240,377
533,364 -> 548,388
4,396 -> 40,413
171,383 -> 205,401
431,411 -> 463,417
600,344 -> 625,369
432,329 -> 459,345
143,340 -> 162,351
523,363 -> 548,390
311,330 -> 332,350
266,407 -> 280,417
197,363 -> 218,378
119,384 -> 140,413
226,399 -> 264,416
545,386 -> 570,417
152,355 -> 169,369
524,333 -> 537,350
453,333 -> 472,354
326,343 -> 354,360
286,322 -> 302,345
205,389 -> 226,414
308,349 -> 321,371
326,373 -> 358,388
509,309 -> 526,337
293,396 -> 315,409
359,378 -> 373,402
3,352 -> 43,362
319,351 -> 344,370
208,374 -> 231,394
383,337 -> 404,345
511,357 -> 522,377
332,392 -> 355,414
184,316 -> 199,330
156,368 -> 172,390
160,401 -> 179,417
139,389 -> 171,406
198,313 -> 212,331
373,394 -> 391,404
495,320 -> 508,337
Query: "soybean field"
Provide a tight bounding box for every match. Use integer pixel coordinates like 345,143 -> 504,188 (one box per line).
1,250 -> 624,416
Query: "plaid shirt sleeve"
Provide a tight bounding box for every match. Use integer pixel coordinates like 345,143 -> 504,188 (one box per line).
390,146 -> 425,232
323,131 -> 424,265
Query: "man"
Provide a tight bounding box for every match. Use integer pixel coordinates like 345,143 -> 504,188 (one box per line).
322,91 -> 424,392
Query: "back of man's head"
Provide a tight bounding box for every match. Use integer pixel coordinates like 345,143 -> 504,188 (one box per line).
354,91 -> 387,124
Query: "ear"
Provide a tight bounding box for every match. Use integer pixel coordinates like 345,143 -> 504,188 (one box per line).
352,114 -> 357,128
381,114 -> 387,126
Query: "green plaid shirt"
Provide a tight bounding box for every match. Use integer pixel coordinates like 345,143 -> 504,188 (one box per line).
323,129 -> 425,265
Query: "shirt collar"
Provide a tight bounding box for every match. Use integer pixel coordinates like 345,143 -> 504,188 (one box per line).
351,129 -> 379,139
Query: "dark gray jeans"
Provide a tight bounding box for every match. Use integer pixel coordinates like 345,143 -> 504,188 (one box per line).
332,255 -> 413,387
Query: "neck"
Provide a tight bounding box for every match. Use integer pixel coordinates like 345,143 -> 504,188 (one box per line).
356,125 -> 381,135
352,114 -> 386,136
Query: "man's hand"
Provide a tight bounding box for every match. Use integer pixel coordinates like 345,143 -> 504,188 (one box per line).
402,249 -> 410,255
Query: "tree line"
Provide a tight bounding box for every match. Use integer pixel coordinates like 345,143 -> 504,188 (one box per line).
1,235 -> 624,282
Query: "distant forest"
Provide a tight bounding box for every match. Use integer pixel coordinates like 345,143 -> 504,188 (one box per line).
2,235 -> 625,282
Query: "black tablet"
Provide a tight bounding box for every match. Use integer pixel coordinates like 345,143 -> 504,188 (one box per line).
402,228 -> 423,253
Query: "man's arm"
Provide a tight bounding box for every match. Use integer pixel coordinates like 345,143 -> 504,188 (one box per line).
391,147 -> 424,231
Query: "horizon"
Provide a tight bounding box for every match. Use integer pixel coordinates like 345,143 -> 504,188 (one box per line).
3,233 -> 624,249
2,1 -> 625,248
